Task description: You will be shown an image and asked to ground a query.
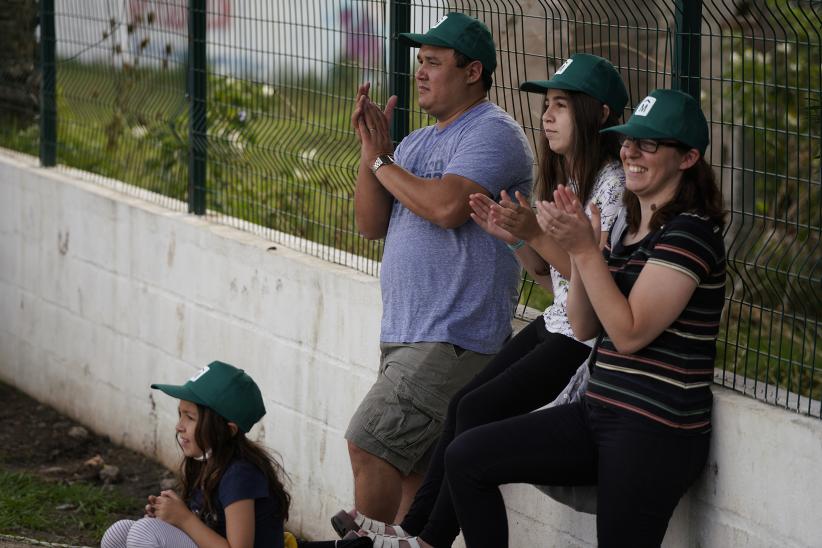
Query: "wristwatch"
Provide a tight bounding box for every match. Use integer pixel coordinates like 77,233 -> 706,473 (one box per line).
371,153 -> 395,174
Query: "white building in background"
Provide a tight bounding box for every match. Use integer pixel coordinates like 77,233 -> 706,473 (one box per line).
54,0 -> 450,82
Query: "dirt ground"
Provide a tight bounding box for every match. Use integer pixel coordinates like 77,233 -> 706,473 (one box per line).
0,381 -> 172,546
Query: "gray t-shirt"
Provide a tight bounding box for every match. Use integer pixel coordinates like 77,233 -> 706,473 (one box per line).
380,101 -> 534,354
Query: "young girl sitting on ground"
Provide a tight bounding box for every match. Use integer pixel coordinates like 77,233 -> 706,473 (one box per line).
101,360 -> 371,548
101,360 -> 291,548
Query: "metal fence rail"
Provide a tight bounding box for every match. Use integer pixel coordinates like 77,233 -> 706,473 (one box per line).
0,0 -> 819,416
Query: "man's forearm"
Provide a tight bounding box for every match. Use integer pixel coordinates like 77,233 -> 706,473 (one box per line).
375,166 -> 480,229
354,160 -> 393,239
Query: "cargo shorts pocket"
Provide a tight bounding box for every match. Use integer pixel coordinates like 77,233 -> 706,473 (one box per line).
364,375 -> 446,466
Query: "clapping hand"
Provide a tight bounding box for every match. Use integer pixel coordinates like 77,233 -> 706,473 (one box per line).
469,193 -> 519,244
351,82 -> 371,137
489,190 -> 541,242
358,96 -> 397,161
535,185 -> 600,255
351,82 -> 397,164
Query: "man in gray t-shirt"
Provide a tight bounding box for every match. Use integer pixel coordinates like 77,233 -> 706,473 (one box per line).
342,12 -> 533,525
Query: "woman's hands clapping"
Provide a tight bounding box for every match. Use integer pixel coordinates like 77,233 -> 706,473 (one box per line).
535,185 -> 601,256
469,190 -> 541,244
468,193 -> 519,244
494,190 -> 542,242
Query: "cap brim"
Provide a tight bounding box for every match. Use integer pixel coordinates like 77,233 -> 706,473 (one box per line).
398,32 -> 453,49
518,80 -> 549,94
151,383 -> 208,406
600,123 -> 673,141
520,79 -> 592,96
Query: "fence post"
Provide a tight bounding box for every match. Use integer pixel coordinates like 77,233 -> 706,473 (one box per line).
673,0 -> 702,99
188,0 -> 207,215
389,1 -> 411,142
39,0 -> 56,167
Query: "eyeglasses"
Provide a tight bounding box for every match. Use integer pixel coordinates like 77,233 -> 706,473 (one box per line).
618,136 -> 683,153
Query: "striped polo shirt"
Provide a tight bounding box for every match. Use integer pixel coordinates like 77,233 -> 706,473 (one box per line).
586,212 -> 726,434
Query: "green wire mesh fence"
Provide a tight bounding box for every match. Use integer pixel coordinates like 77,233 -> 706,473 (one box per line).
0,0 -> 819,416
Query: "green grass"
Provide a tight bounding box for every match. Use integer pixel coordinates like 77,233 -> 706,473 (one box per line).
21,62 -> 377,259
0,470 -> 138,542
718,306 -> 821,401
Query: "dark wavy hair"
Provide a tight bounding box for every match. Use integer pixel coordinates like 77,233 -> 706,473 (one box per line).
624,152 -> 727,233
178,405 -> 291,527
535,91 -> 621,204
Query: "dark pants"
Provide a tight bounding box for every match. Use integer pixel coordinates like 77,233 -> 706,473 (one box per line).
400,317 -> 591,547
445,399 -> 711,548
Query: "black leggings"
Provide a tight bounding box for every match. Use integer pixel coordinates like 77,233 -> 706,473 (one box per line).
445,400 -> 710,548
399,317 -> 591,547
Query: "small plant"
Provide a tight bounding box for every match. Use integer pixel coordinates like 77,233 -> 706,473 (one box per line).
0,470 -> 139,544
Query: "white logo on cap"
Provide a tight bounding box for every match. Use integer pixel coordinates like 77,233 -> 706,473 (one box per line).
555,58 -> 573,75
634,96 -> 656,116
189,366 -> 210,382
431,15 -> 448,29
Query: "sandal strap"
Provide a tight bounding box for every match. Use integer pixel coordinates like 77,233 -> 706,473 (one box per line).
358,515 -> 386,534
370,533 -> 399,548
364,532 -> 419,548
354,512 -> 409,537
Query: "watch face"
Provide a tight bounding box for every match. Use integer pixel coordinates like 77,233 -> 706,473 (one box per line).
372,154 -> 394,173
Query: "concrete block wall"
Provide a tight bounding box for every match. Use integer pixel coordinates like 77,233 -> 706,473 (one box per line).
1,150 -> 820,546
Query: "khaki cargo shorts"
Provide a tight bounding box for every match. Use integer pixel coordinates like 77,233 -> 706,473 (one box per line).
345,342 -> 492,476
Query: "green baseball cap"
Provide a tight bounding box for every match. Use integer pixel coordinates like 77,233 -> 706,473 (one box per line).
399,12 -> 496,74
151,361 -> 265,433
519,53 -> 628,113
601,89 -> 709,154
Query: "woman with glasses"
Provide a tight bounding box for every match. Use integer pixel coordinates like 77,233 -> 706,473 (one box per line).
444,89 -> 726,547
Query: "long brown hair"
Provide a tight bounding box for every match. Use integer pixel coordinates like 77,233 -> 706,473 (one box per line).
534,91 -> 621,204
624,154 -> 727,233
178,405 -> 291,524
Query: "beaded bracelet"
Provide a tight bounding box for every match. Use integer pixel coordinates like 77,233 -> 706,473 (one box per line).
506,239 -> 525,252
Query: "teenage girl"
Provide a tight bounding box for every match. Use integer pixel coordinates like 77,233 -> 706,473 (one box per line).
334,53 -> 628,548
101,360 -> 290,548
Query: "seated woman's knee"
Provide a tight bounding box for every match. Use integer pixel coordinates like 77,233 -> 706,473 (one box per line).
444,431 -> 481,480
454,386 -> 498,431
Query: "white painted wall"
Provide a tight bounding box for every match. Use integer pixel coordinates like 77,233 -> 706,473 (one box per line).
1,149 -> 820,547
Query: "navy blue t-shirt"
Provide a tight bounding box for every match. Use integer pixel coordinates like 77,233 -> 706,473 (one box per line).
189,459 -> 284,548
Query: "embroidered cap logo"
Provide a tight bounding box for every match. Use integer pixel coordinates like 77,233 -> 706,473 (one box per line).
431,14 -> 448,29
554,58 -> 573,75
634,96 -> 656,117
189,366 -> 210,383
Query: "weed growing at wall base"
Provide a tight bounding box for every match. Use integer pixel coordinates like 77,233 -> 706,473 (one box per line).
0,470 -> 136,542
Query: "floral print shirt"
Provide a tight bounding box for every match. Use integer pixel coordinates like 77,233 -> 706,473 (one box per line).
542,160 -> 625,344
